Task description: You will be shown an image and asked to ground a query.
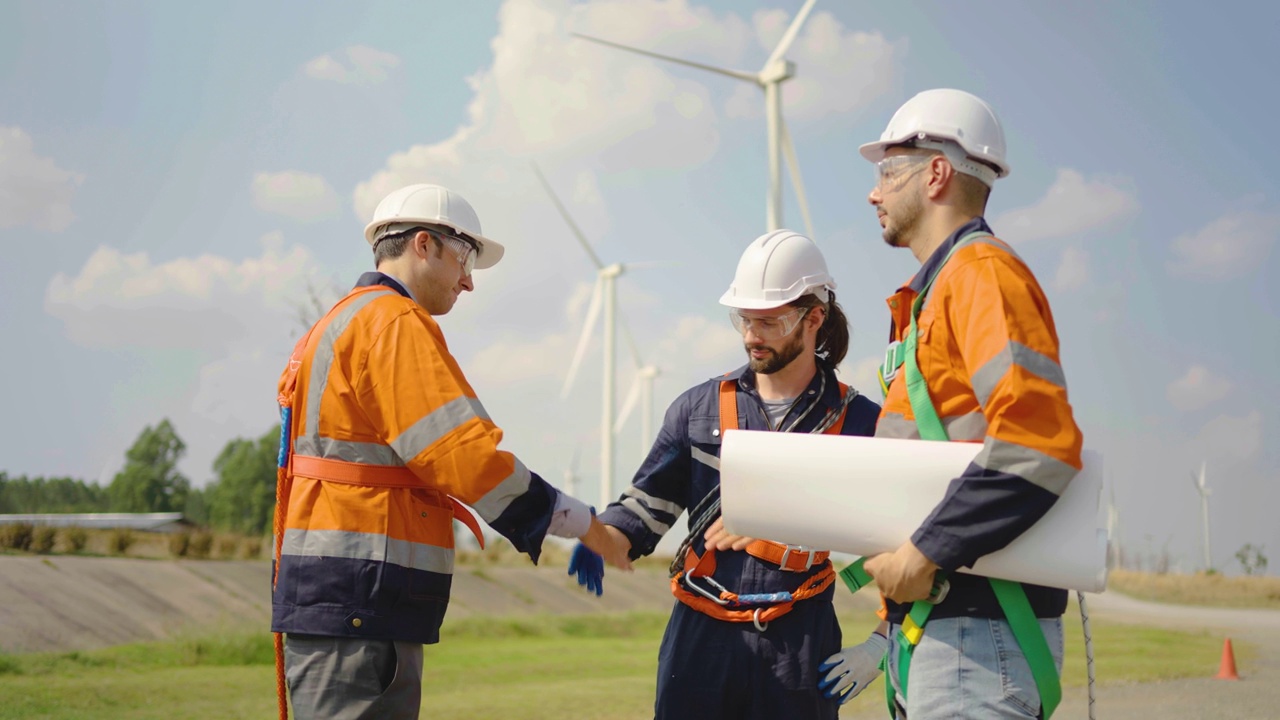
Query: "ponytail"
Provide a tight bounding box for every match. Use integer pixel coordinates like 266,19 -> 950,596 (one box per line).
792,290 -> 849,367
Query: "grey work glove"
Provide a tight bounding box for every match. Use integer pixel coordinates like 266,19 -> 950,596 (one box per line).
817,631 -> 889,704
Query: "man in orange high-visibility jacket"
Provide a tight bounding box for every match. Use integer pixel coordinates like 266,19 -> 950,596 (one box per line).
834,89 -> 1085,719
272,183 -> 632,720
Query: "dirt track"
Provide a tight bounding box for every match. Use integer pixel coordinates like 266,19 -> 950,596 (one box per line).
4,557 -> 1279,717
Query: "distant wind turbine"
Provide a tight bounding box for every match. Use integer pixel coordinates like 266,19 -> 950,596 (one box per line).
572,0 -> 819,239
532,162 -> 663,509
1192,460 -> 1212,571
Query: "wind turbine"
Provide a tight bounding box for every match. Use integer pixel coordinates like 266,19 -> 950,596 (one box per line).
532,163 -> 660,509
1192,460 -> 1212,571
572,0 -> 819,239
615,363 -> 660,457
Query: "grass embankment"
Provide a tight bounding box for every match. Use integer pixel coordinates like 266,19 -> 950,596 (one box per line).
1107,570 -> 1280,610
0,610 -> 1245,720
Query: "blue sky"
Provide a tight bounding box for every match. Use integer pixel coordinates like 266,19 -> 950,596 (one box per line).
2,0 -> 1276,575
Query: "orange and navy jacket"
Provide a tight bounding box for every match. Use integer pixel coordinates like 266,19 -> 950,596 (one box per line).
271,272 -> 557,644
599,364 -> 881,600
878,217 -> 1084,623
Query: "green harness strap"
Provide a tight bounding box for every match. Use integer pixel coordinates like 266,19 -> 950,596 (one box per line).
856,231 -> 1061,719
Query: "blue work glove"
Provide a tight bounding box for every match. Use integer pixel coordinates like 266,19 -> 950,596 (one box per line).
568,542 -> 605,596
818,631 -> 889,704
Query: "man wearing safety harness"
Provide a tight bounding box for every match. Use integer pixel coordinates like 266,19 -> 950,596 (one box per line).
271,183 -> 632,720
827,89 -> 1085,718
587,230 -> 881,719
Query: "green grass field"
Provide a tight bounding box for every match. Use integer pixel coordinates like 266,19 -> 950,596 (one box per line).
0,611 -> 1248,720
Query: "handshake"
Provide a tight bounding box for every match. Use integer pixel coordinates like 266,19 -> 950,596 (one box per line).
567,515 -> 633,596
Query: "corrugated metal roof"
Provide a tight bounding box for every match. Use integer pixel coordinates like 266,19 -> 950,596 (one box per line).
0,513 -> 193,531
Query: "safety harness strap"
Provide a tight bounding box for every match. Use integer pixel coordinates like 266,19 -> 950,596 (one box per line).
669,376 -> 848,625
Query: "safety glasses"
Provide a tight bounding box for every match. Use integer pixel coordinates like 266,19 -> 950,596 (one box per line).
874,154 -> 931,190
729,308 -> 809,341
437,232 -> 478,276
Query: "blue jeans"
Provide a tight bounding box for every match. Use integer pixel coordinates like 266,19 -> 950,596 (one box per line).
886,616 -> 1064,719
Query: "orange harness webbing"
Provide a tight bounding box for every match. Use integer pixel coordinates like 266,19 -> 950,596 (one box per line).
669,379 -> 848,626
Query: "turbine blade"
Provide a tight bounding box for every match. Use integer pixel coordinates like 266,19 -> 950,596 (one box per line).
561,278 -> 603,399
531,161 -> 605,270
572,32 -> 761,84
614,375 -> 643,433
780,115 -> 815,240
766,0 -> 818,67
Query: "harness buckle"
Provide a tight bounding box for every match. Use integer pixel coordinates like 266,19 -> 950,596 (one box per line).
777,544 -> 816,572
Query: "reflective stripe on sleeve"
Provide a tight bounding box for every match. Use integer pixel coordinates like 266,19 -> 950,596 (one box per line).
390,395 -> 491,462
973,437 -> 1077,496
971,341 -> 1068,410
467,458 -> 534,521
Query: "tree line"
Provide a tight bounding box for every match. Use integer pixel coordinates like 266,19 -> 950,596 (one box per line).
1,418 -> 278,536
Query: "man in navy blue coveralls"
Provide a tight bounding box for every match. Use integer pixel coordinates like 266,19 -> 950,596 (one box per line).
595,230 -> 881,720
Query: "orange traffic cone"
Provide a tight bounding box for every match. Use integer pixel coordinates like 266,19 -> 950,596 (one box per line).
1215,637 -> 1239,680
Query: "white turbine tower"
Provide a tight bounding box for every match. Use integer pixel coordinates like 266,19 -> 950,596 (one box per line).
1192,460 -> 1212,571
572,0 -> 819,239
532,163 -> 660,509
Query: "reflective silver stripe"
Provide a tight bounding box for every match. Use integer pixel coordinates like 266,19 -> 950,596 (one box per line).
468,458 -> 533,522
874,412 -> 920,439
973,437 -> 1077,496
293,436 -> 404,466
390,395 -> 489,462
874,412 -> 986,440
621,497 -> 672,535
972,341 -> 1067,409
691,447 -> 720,471
303,288 -> 396,444
280,528 -> 454,575
622,486 -> 683,516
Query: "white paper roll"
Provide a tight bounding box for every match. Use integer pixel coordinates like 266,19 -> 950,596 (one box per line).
718,431 -> 1108,592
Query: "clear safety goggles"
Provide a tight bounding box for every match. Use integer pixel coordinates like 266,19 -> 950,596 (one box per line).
874,154 -> 931,191
729,307 -> 809,341
438,232 -> 478,276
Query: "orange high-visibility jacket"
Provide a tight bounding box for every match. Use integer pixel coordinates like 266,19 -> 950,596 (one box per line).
272,273 -> 557,644
877,218 -> 1084,623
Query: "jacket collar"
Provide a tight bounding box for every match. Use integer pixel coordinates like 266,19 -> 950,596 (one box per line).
713,361 -> 846,415
355,271 -> 413,300
906,216 -> 993,293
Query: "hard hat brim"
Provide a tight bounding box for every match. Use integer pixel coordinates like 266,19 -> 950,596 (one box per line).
364,218 -> 505,270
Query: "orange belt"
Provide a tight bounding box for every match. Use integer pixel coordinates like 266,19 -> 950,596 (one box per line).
290,454 -> 486,549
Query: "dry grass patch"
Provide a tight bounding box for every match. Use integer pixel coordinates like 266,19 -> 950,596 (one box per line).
1108,569 -> 1280,609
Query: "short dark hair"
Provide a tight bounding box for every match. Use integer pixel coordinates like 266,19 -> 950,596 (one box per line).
372,227 -> 444,266
892,142 -> 992,213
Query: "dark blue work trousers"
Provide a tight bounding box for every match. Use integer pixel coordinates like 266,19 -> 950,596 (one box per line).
654,586 -> 842,720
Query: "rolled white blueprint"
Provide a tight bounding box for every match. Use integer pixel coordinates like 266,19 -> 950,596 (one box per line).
718,431 -> 1108,592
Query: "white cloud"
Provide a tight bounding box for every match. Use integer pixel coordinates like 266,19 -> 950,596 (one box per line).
734,8 -> 905,122
251,171 -> 339,221
1167,364 -> 1232,413
304,45 -> 401,84
1167,208 -> 1280,281
1193,410 -> 1263,464
1053,246 -> 1088,291
44,232 -> 326,352
0,126 -> 85,232
993,169 -> 1138,243
838,355 -> 883,397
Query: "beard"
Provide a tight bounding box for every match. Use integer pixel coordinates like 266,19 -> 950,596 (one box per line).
882,182 -> 925,248
746,330 -> 806,375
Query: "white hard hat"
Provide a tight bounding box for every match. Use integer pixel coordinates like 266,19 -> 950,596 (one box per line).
363,184 -> 505,270
719,230 -> 835,310
859,88 -> 1009,186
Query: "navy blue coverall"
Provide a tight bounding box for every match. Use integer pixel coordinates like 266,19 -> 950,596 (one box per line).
599,363 -> 881,720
